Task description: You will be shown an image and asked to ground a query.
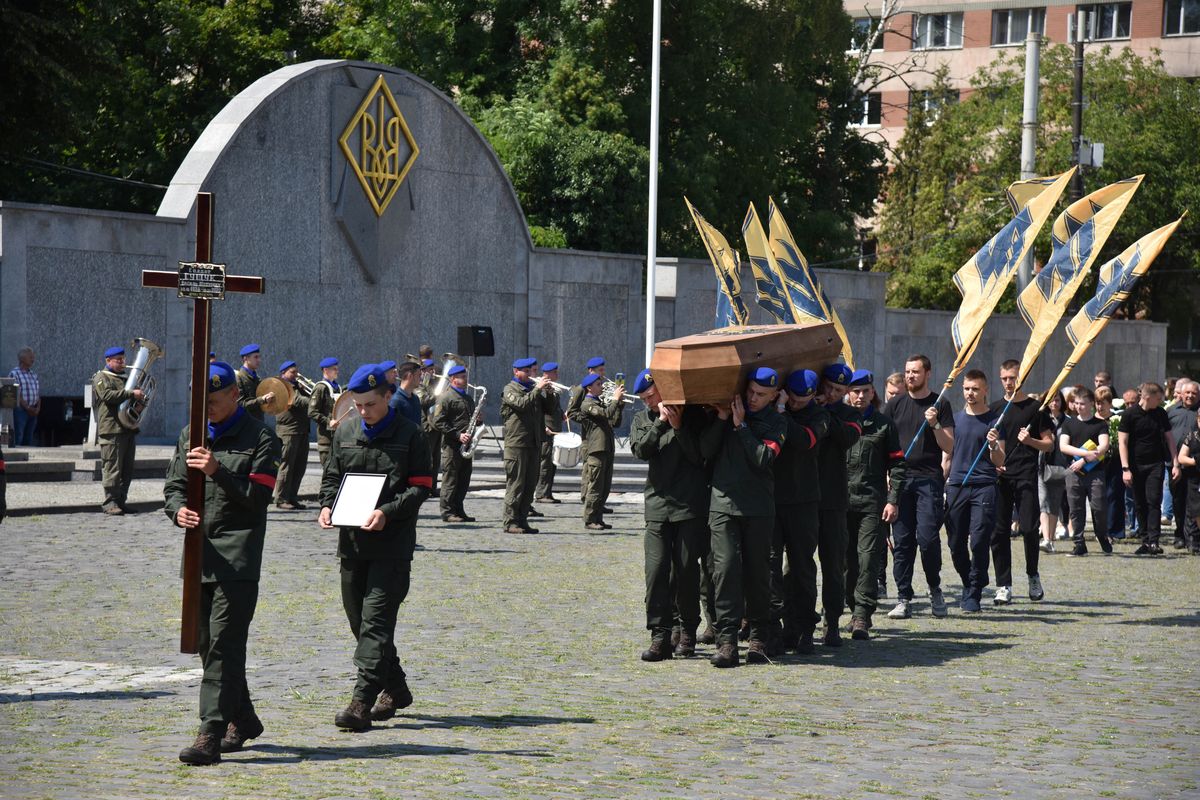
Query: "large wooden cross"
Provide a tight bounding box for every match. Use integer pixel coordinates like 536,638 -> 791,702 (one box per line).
142,192 -> 266,653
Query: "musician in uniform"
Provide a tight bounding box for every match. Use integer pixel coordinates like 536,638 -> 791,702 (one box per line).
844,370 -> 906,639
535,361 -> 563,504
502,358 -> 549,533
92,346 -> 145,515
579,372 -> 624,530
769,369 -> 829,654
431,365 -> 476,523
630,370 -> 709,660
273,360 -> 311,510
235,344 -> 274,420
165,361 -> 281,765
700,367 -> 787,668
415,359 -> 442,496
307,357 -> 341,468
568,356 -> 607,505
318,363 -> 433,731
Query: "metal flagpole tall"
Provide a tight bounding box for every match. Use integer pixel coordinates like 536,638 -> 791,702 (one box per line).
644,0 -> 662,366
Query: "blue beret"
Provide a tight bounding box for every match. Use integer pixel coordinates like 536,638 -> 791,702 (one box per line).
581,373 -> 603,388
347,363 -> 387,393
786,369 -> 819,396
749,367 -> 779,388
104,346 -> 125,359
279,360 -> 297,373
378,359 -> 398,372
447,364 -> 467,376
823,364 -> 853,385
586,357 -> 606,369
421,359 -> 435,368
849,369 -> 874,387
319,357 -> 339,369
512,357 -> 538,369
208,361 -> 237,391
542,361 -> 559,372
632,369 -> 654,395
208,351 -> 215,358
239,343 -> 261,357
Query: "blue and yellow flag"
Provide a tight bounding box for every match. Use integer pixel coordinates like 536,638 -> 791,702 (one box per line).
1042,215 -> 1184,404
686,198 -> 750,327
742,204 -> 795,323
943,169 -> 1074,389
767,198 -> 856,369
1014,176 -> 1143,388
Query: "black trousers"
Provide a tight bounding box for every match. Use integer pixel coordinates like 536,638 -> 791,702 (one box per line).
340,558 -> 410,704
1130,462 -> 1165,544
1066,469 -> 1108,545
946,484 -> 995,602
710,511 -> 772,645
991,474 -> 1040,585
770,503 -> 820,634
644,517 -> 706,633
1170,473 -> 1199,546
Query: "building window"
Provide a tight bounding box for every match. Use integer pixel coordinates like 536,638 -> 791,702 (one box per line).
1081,3 -> 1132,40
909,89 -> 960,121
913,13 -> 964,49
1164,0 -> 1200,35
851,17 -> 883,52
851,93 -> 883,127
992,8 -> 1046,45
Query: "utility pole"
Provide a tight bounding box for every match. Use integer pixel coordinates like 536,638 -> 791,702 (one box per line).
643,0 -> 663,366
1018,30 -> 1041,292
1070,9 -> 1086,202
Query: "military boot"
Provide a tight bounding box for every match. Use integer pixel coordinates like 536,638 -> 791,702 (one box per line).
822,621 -> 843,647
220,713 -> 264,753
641,631 -> 674,662
795,630 -> 815,655
698,623 -> 717,645
676,630 -> 697,658
178,733 -> 221,765
710,642 -> 739,668
334,699 -> 372,731
745,639 -> 769,664
370,679 -> 414,721
850,617 -> 870,641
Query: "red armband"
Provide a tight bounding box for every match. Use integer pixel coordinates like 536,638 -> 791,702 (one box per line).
762,439 -> 781,457
408,475 -> 433,489
248,472 -> 276,490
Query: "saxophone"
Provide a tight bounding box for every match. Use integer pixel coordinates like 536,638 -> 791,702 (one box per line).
460,386 -> 487,459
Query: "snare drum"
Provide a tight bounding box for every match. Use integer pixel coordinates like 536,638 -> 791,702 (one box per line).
552,432 -> 583,469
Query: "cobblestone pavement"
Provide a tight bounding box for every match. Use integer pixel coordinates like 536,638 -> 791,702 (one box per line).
1,489 -> 1198,799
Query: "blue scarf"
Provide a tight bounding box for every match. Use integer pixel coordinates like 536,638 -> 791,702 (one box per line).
513,378 -> 535,390
330,381 -> 340,393
246,368 -> 258,380
207,406 -> 245,442
452,385 -> 468,397
362,407 -> 397,441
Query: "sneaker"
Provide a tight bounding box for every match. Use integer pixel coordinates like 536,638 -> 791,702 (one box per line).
1134,543 -> 1155,555
993,586 -> 1012,606
1039,540 -> 1055,554
1150,543 -> 1164,555
1028,575 -> 1044,601
1055,525 -> 1069,540
961,597 -> 982,613
930,588 -> 948,618
1068,543 -> 1088,557
1098,536 -> 1114,554
886,600 -> 911,619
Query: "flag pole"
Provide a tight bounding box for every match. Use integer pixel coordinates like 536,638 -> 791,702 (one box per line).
643,0 -> 663,366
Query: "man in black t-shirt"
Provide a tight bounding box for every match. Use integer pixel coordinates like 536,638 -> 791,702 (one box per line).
1059,386 -> 1113,556
1177,412 -> 1200,553
1118,382 -> 1179,554
882,355 -> 954,619
989,360 -> 1054,603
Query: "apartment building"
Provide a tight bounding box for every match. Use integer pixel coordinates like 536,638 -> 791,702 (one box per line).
847,0 -> 1200,152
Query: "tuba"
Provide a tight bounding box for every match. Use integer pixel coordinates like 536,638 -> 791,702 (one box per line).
461,385 -> 488,459
294,372 -> 316,397
432,352 -> 465,396
601,377 -> 637,406
117,337 -> 164,429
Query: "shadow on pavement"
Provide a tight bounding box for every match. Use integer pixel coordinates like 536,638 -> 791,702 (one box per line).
0,689 -> 174,703
238,742 -> 553,762
419,547 -> 526,554
1113,613 -> 1200,627
389,712 -> 596,731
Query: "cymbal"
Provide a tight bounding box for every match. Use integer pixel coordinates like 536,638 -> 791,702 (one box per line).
256,376 -> 293,416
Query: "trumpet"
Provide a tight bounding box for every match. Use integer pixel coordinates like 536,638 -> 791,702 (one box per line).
295,372 -> 316,397
546,381 -> 572,395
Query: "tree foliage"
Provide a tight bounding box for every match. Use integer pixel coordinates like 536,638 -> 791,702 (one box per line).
876,45 -> 1200,328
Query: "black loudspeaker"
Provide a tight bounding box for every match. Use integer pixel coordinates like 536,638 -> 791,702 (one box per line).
457,325 -> 495,357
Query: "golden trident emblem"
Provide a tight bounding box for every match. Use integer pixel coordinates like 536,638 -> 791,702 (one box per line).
339,75 -> 420,217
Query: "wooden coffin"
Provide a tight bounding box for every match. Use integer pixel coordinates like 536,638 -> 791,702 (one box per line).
649,323 -> 843,405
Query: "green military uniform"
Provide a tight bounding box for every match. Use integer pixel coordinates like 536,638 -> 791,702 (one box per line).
700,406 -> 786,647
430,386 -> 475,520
273,384 -> 310,506
501,380 -> 544,529
163,408 -> 280,739
91,367 -> 139,510
236,367 -> 266,420
816,402 -> 863,630
308,379 -> 339,468
566,384 -> 587,500
536,386 -> 564,500
770,402 -> 831,642
846,406 -> 906,623
415,383 -> 442,494
631,405 -> 709,639
319,409 -> 432,708
578,392 -> 623,526
1,445 -> 7,523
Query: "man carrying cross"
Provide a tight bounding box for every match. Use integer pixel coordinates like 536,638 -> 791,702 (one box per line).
164,361 -> 281,765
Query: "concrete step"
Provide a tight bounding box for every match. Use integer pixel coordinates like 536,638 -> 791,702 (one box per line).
5,460 -> 77,483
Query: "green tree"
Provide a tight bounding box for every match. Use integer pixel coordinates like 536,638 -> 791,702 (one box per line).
876,45 -> 1200,329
